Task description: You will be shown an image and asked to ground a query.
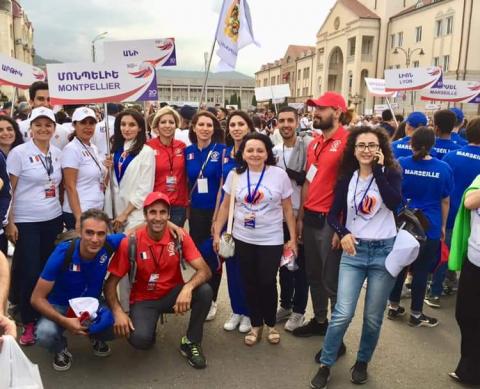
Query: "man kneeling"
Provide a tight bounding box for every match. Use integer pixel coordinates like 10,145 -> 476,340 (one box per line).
31,209 -> 124,371
104,192 -> 212,369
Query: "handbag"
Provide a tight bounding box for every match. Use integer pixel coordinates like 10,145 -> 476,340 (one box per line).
218,171 -> 238,258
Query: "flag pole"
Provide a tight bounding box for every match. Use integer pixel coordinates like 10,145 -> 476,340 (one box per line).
385,97 -> 399,128
103,102 -> 116,219
10,88 -> 17,119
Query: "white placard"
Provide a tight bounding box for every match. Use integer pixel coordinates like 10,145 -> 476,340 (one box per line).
420,79 -> 480,104
0,53 -> 46,89
255,84 -> 291,102
385,67 -> 442,92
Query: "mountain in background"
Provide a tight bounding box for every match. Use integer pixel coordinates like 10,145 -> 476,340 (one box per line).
34,54 -> 61,67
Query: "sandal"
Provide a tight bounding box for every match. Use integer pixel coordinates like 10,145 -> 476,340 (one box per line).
244,326 -> 263,346
267,327 -> 280,344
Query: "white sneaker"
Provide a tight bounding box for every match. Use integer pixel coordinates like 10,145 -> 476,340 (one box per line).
276,306 -> 292,323
284,312 -> 305,332
223,313 -> 242,331
238,316 -> 252,333
206,301 -> 217,321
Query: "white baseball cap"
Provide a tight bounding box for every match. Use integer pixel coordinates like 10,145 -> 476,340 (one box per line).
30,107 -> 56,124
72,107 -> 97,123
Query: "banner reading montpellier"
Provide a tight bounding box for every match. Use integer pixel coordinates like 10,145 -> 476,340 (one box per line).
0,53 -> 46,89
420,79 -> 480,103
46,62 -> 158,105
385,66 -> 442,92
364,78 -> 397,97
103,38 -> 176,69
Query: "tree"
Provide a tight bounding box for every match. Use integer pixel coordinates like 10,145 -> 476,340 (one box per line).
251,94 -> 257,107
229,93 -> 237,106
237,96 -> 242,109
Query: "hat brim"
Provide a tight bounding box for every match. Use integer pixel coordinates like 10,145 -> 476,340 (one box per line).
31,115 -> 56,124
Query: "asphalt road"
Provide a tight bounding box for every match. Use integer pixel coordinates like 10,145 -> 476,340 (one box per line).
19,275 -> 463,389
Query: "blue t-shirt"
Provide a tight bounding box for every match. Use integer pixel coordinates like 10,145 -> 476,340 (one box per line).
399,156 -> 454,240
432,138 -> 461,160
41,234 -> 124,306
451,132 -> 468,146
392,137 -> 412,159
185,142 -> 226,209
443,145 -> 480,228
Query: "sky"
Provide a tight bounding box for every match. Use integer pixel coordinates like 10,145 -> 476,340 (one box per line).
20,0 -> 337,77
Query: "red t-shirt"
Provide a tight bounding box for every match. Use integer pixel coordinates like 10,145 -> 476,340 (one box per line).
108,226 -> 201,304
147,138 -> 188,207
304,126 -> 348,213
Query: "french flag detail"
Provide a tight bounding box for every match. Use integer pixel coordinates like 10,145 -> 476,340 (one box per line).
187,153 -> 195,160
69,263 -> 81,272
140,252 -> 148,260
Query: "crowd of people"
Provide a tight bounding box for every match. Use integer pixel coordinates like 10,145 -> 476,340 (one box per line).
0,81 -> 479,388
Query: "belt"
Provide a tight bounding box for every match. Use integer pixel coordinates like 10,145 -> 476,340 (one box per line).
356,237 -> 395,248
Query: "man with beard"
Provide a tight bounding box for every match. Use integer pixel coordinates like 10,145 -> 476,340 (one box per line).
293,92 -> 347,353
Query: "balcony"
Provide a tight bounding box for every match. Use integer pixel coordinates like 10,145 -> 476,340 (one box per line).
361,54 -> 373,62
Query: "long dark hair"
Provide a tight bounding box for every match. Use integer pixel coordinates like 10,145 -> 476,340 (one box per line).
225,110 -> 255,147
235,132 -> 276,174
392,121 -> 406,141
411,126 -> 435,161
338,126 -> 399,178
111,109 -> 146,157
0,115 -> 24,151
188,110 -> 224,145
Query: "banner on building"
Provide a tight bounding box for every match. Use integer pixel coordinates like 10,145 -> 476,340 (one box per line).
215,0 -> 258,71
364,78 -> 397,98
46,62 -> 158,105
255,84 -> 291,102
103,38 -> 176,69
385,66 -> 442,92
420,79 -> 480,103
0,53 -> 46,89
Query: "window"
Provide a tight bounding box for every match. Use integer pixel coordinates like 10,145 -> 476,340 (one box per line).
433,57 -> 440,66
276,75 -> 280,84
443,55 -> 450,71
415,26 -> 422,42
398,32 -> 404,47
435,20 -> 442,37
361,36 -> 374,55
297,88 -> 301,96
271,76 -> 275,85
263,78 -> 268,86
298,69 -> 301,81
390,34 -> 396,49
413,60 -> 420,68
348,37 -> 356,56
303,67 -> 310,80
446,16 -> 453,34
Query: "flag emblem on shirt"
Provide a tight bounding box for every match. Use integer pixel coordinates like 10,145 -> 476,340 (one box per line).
140,252 -> 148,260
69,263 -> 81,272
187,153 -> 195,160
29,156 -> 40,163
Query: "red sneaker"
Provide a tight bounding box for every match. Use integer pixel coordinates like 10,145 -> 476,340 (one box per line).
19,322 -> 36,346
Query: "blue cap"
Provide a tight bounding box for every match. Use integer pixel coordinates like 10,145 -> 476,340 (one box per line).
406,112 -> 427,128
449,107 -> 464,123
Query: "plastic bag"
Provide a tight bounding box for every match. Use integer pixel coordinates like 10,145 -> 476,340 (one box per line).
0,335 -> 43,389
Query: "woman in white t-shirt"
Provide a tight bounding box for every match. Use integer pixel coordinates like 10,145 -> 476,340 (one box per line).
311,126 -> 402,388
213,132 -> 297,346
62,107 -> 105,231
5,107 -> 63,346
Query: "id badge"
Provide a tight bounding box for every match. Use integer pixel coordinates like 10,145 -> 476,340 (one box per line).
244,213 -> 256,229
44,182 -> 56,198
166,176 -> 177,192
147,273 -> 159,291
306,164 -> 318,183
197,178 -> 209,194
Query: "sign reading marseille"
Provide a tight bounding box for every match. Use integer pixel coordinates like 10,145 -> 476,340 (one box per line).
103,38 -> 176,69
46,62 -> 158,105
385,67 -> 442,92
0,53 -> 46,89
421,79 -> 480,104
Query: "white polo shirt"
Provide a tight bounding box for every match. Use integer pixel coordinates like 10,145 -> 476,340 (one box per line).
7,139 -> 62,223
61,137 -> 105,214
19,119 -> 70,150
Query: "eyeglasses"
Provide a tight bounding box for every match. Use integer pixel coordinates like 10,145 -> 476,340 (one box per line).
355,143 -> 380,152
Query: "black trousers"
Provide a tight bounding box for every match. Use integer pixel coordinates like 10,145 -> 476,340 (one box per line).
235,239 -> 283,327
128,283 -> 212,349
455,258 -> 480,385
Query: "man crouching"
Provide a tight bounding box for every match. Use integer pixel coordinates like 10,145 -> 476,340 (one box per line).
104,192 -> 212,369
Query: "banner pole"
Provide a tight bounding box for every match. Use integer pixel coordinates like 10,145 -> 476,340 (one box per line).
103,102 -> 116,219
10,88 -> 17,119
385,97 -> 399,128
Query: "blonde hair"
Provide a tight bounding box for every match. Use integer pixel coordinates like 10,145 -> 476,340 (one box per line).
151,106 -> 181,132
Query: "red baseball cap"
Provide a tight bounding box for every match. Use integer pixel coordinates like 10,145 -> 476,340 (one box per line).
143,192 -> 171,208
306,91 -> 347,113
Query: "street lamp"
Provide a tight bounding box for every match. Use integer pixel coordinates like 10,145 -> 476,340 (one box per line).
91,31 -> 108,63
392,46 -> 424,67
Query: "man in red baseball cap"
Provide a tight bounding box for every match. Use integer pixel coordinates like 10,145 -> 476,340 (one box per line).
105,191 -> 213,369
293,92 -> 348,347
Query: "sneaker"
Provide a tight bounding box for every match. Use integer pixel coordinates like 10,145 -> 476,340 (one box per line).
238,316 -> 252,333
19,322 -> 36,346
315,342 -> 346,364
223,313 -> 241,331
351,361 -> 368,384
205,302 -> 217,321
424,295 -> 441,309
91,339 -> 112,357
276,306 -> 292,323
284,312 -> 305,332
442,285 -> 457,296
310,365 -> 330,389
292,318 -> 328,337
180,336 -> 206,369
408,313 -> 439,327
387,305 -> 406,320
53,348 -> 72,371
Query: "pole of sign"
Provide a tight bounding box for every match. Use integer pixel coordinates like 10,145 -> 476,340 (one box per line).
385,97 -> 399,128
10,88 -> 17,119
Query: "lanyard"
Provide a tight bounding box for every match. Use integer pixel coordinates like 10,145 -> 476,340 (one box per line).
247,165 -> 266,204
159,139 -> 175,175
353,172 -> 375,216
198,143 -> 217,179
38,152 -> 53,180
78,138 -> 103,174
313,138 -> 331,162
148,245 -> 165,272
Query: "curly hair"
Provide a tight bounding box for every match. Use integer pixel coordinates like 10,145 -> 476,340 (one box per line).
111,109 -> 147,157
235,132 -> 276,174
338,126 -> 399,178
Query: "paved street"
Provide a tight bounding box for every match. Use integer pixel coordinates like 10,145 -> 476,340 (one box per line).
20,275 -> 461,389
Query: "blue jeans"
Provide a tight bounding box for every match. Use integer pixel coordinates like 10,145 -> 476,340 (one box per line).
320,238 -> 396,366
36,304 -> 114,353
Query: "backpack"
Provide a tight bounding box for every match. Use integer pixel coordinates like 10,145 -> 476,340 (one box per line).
60,237 -> 115,272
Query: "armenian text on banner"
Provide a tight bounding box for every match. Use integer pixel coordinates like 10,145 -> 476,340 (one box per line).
385,67 -> 442,92
420,79 -> 480,104
364,78 -> 397,98
103,38 -> 176,69
46,62 -> 158,105
0,53 -> 46,89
